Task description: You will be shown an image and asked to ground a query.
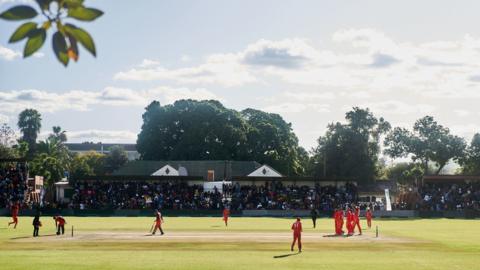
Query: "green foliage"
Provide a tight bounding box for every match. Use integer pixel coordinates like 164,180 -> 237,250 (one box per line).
0,0 -> 103,66
105,146 -> 128,173
384,116 -> 466,175
17,109 -> 42,157
0,5 -> 38,20
67,6 -> 103,21
385,162 -> 424,185
137,100 -> 306,175
310,107 -> 390,183
30,153 -> 64,186
241,108 -> 305,175
8,22 -> 37,42
459,133 -> 480,175
70,154 -> 94,179
24,28 -> 46,57
52,31 -> 68,65
64,23 -> 96,56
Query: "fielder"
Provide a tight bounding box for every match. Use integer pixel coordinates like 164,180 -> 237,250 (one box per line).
7,202 -> 19,229
290,217 -> 302,252
222,207 -> 230,227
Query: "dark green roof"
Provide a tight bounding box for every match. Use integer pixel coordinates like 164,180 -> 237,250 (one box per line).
113,160 -> 262,181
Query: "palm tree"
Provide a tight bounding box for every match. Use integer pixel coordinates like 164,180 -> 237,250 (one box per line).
17,109 -> 42,156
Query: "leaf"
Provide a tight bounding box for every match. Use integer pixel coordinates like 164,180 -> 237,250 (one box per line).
24,28 -> 46,58
63,0 -> 84,9
35,0 -> 53,10
52,31 -> 69,66
64,24 -> 96,57
67,6 -> 103,21
9,22 -> 37,43
0,5 -> 38,20
67,34 -> 79,61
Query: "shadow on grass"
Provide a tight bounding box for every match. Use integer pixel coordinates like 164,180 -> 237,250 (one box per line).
210,225 -> 222,228
10,234 -> 57,240
273,252 -> 300,259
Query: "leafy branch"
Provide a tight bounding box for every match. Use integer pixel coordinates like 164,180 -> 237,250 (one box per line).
0,0 -> 103,66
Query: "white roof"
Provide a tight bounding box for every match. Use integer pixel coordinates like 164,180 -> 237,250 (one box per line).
247,164 -> 282,177
151,165 -> 179,176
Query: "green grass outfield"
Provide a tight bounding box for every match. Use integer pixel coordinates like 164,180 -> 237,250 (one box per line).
0,216 -> 479,270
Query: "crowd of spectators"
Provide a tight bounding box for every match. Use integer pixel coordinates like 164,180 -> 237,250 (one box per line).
68,181 -> 358,211
69,181 -> 224,210
0,163 -> 28,208
417,182 -> 480,211
229,182 -> 358,211
393,182 -> 480,211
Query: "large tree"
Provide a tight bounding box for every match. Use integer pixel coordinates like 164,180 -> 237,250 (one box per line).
241,108 -> 305,175
137,100 -> 306,175
459,133 -> 480,175
384,116 -> 466,175
309,107 -> 390,184
31,126 -> 71,186
17,109 -> 42,156
137,100 -> 249,161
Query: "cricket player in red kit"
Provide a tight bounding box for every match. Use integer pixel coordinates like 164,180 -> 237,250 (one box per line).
346,208 -> 354,236
8,202 -> 19,229
222,208 -> 230,226
334,208 -> 344,235
366,207 -> 373,229
291,217 -> 302,252
353,206 -> 362,235
53,216 -> 66,235
152,210 -> 164,235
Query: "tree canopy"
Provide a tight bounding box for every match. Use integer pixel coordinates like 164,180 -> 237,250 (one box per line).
384,116 -> 466,175
137,100 -> 305,175
309,107 -> 391,184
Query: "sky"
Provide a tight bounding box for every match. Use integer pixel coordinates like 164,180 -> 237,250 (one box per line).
1,0 -> 480,153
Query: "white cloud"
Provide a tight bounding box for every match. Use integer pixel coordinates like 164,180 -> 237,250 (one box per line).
359,100 -> 435,115
66,129 -> 138,143
0,113 -> 9,123
0,87 -> 220,114
115,29 -> 480,100
0,45 -> 21,61
453,109 -> 470,117
263,103 -> 330,113
138,59 -> 160,68
450,124 -> 480,139
180,55 -> 191,62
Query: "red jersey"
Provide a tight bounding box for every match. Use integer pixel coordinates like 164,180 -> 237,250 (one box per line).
366,210 -> 372,219
291,221 -> 302,235
55,216 -> 66,226
223,209 -> 230,217
155,211 -> 163,223
354,208 -> 360,221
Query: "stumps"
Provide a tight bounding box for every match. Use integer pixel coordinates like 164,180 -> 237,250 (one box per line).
376,225 -> 378,238
71,225 -> 74,238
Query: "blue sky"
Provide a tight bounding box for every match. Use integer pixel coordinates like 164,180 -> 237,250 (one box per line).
1,0 -> 480,151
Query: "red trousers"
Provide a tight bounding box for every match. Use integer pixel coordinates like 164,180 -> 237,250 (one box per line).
367,218 -> 372,228
335,221 -> 343,235
354,219 -> 362,234
291,233 -> 302,251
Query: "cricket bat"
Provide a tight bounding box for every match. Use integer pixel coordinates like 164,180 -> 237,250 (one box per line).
149,222 -> 155,233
